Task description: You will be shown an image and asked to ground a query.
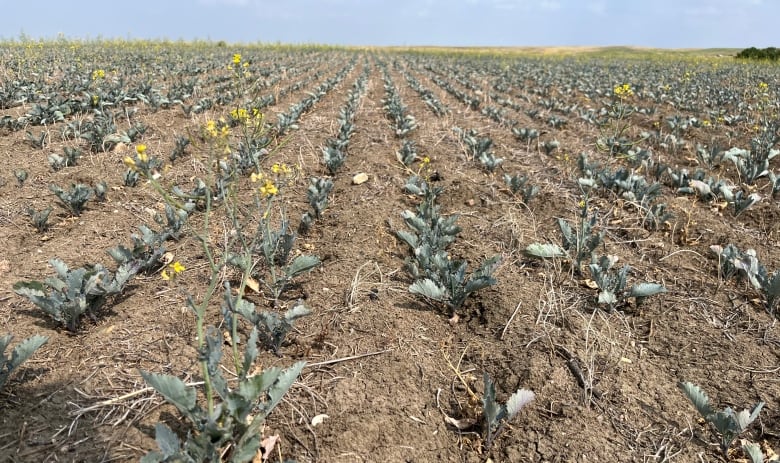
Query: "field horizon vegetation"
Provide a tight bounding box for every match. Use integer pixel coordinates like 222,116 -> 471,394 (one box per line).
1,37 -> 779,462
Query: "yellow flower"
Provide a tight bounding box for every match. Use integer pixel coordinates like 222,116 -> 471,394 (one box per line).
613,83 -> 633,98
259,179 -> 278,197
205,120 -> 218,138
91,69 -> 105,80
271,163 -> 292,175
702,120 -> 711,127
758,81 -> 769,91
232,53 -> 242,65
421,156 -> 431,165
161,261 -> 185,281
136,144 -> 148,162
233,108 -> 250,124
578,199 -> 586,209
171,261 -> 186,273
123,156 -> 137,170
250,172 -> 264,183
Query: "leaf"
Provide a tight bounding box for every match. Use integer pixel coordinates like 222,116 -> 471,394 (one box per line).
249,361 -> 305,432
10,334 -> 48,371
266,361 -> 305,412
49,258 -> 70,279
141,371 -> 199,422
629,283 -> 667,298
765,272 -> 780,297
284,303 -> 312,323
482,373 -> 501,431
153,422 -> 181,457
743,441 -> 765,463
285,255 -> 320,277
734,402 -> 765,432
395,230 -> 419,249
409,279 -> 446,301
505,389 -> 535,420
241,328 -> 259,379
464,274 -> 497,295
557,218 -> 576,249
678,381 -> 713,419
524,243 -> 566,259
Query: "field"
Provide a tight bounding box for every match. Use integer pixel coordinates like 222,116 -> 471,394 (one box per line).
1,43 -> 779,462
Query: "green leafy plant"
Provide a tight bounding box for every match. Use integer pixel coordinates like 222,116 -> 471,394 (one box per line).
711,244 -> 780,315
397,180 -> 500,317
556,205 -> 603,276
14,169 -> 28,187
711,244 -> 765,289
478,151 -> 504,172
27,206 -> 52,232
228,214 -> 320,306
526,200 -> 603,276
395,197 -> 460,256
107,225 -> 168,273
48,146 -> 82,171
455,127 -> 494,161
540,139 -> 560,156
169,135 -> 191,163
0,333 -> 48,391
94,180 -> 108,202
49,183 -> 92,216
588,255 -> 666,310
153,204 -> 189,241
642,202 -> 674,231
299,177 -> 334,234
482,373 -> 535,450
224,289 -> 312,355
124,169 -> 139,187
503,173 -> 539,204
25,130 -> 47,149
322,144 -> 346,175
396,139 -> 418,166
13,258 -> 138,332
409,254 -> 501,317
404,175 -> 443,199
512,127 -> 539,143
141,321 -> 305,462
731,191 -> 761,217
678,381 -> 764,455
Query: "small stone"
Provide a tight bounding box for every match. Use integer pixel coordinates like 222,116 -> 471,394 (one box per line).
466,199 -> 476,206
352,172 -> 369,185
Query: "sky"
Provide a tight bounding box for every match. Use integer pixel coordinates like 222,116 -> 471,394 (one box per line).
3,0 -> 777,48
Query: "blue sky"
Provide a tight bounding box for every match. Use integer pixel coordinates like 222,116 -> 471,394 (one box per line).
4,0 -> 776,48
